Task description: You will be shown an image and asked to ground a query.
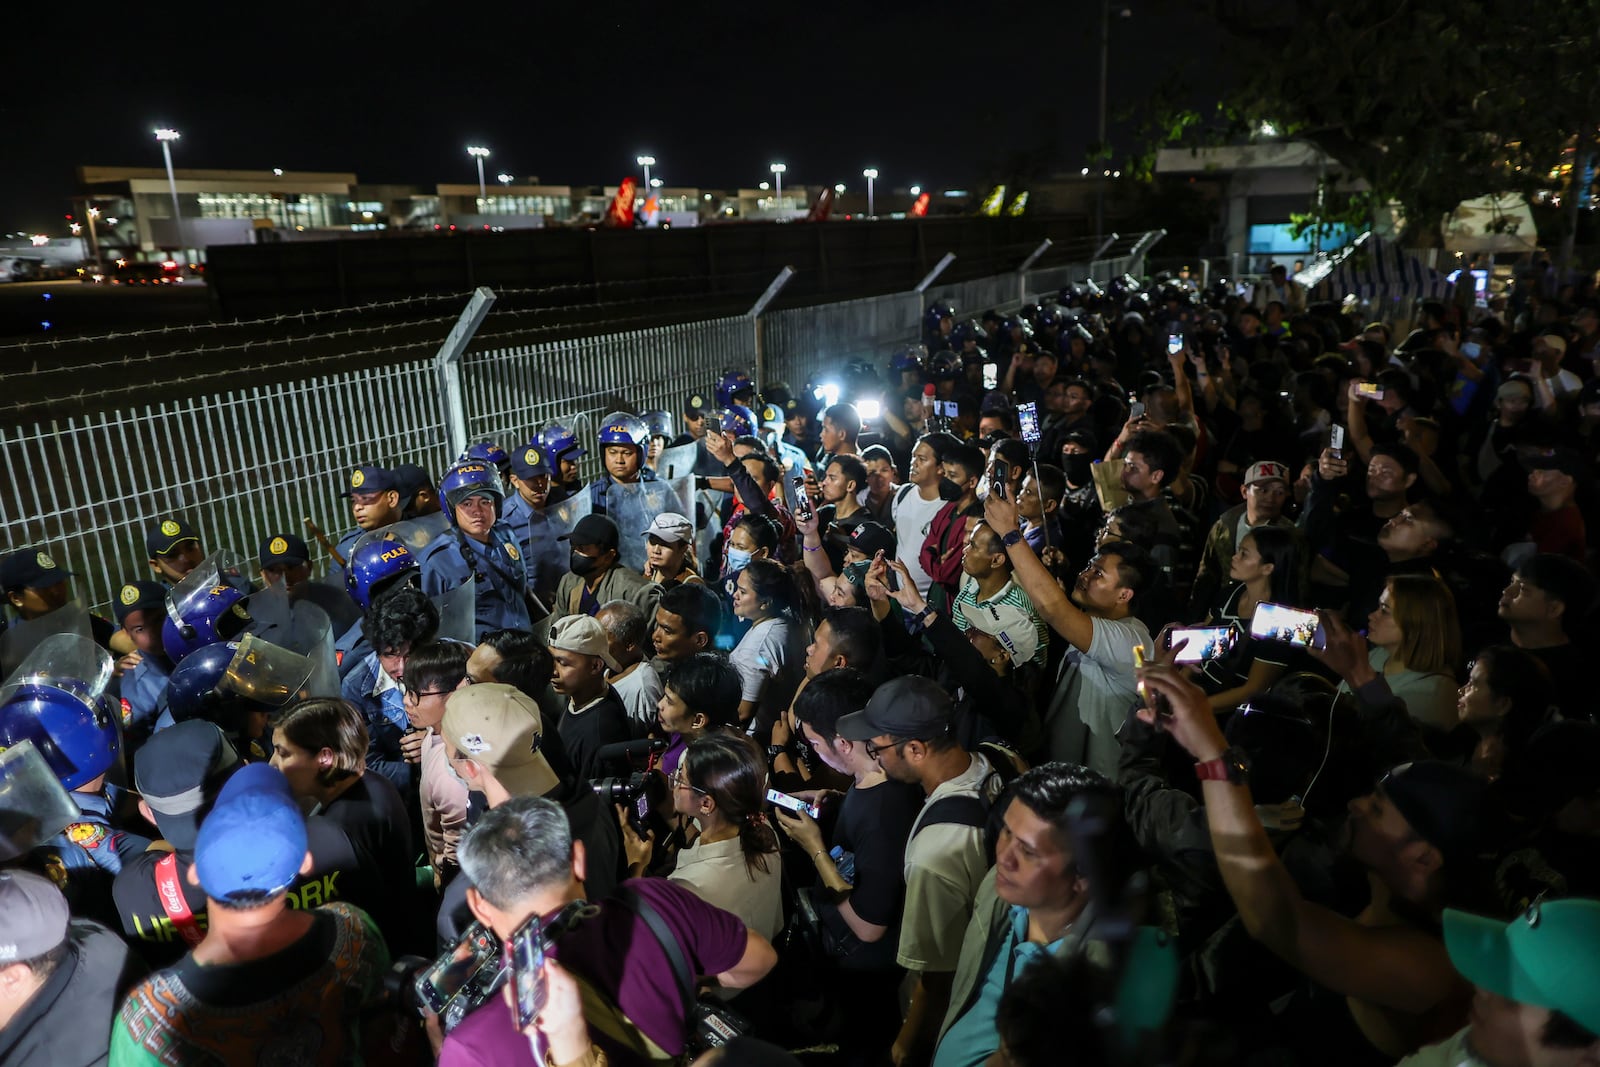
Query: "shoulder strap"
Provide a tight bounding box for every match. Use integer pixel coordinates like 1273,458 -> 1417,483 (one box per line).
614,884 -> 696,1019
153,853 -> 205,947
895,483 -> 917,508
912,794 -> 990,840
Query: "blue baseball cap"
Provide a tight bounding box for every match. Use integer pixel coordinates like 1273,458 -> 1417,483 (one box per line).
193,762 -> 307,903
339,465 -> 398,498
509,442 -> 551,479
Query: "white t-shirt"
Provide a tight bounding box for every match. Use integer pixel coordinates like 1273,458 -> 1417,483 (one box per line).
900,753 -> 998,973
1044,613 -> 1151,778
1394,1028 -> 1484,1067
609,660 -> 663,734
729,616 -> 808,730
893,485 -> 948,596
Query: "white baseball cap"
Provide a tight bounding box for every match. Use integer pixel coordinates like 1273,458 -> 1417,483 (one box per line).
959,601 -> 1039,665
643,513 -> 694,544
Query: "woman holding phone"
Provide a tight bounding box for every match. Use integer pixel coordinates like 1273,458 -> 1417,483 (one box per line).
1191,525 -> 1305,710
619,732 -> 783,941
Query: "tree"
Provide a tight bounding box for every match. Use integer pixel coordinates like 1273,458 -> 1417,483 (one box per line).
1150,0 -> 1600,251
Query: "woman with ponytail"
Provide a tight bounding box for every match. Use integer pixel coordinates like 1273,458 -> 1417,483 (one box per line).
729,556 -> 811,741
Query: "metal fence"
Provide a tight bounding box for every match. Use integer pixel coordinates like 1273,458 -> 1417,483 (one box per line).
1,229 -> 1163,615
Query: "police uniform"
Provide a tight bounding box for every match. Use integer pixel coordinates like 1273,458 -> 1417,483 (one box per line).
502,443 -> 566,607
586,465 -> 663,516
119,655 -> 170,749
328,465 -> 403,591
339,650 -> 416,801
418,523 -> 531,639
32,786 -> 151,927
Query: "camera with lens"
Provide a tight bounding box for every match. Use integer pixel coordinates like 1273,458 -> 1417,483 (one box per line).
595,771 -> 662,837
387,922 -> 506,1034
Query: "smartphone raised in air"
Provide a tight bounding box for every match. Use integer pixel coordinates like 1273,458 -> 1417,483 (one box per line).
982,363 -> 998,390
1164,625 -> 1238,664
1355,382 -> 1385,400
1329,423 -> 1346,460
1017,402 -> 1041,445
1130,401 -> 1147,421
414,922 -> 500,1016
990,458 -> 1011,500
1248,602 -> 1326,651
1167,330 -> 1185,356
791,475 -> 815,523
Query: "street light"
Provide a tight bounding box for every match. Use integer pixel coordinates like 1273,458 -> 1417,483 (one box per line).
154,128 -> 183,253
85,205 -> 102,273
770,163 -> 786,209
649,178 -> 663,188
862,168 -> 878,217
834,183 -> 846,195
466,145 -> 490,213
637,155 -> 656,187
910,185 -> 921,197
497,172 -> 514,186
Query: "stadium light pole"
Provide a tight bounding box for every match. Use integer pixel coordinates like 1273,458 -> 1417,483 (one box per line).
154,128 -> 184,253
863,168 -> 878,218
467,146 -> 490,212
770,162 -> 786,210
637,155 -> 656,187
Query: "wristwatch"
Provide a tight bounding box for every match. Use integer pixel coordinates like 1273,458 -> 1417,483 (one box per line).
1194,747 -> 1252,785
766,744 -> 788,762
1000,528 -> 1024,548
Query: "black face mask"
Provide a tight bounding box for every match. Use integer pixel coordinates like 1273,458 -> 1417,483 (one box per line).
937,477 -> 964,502
1063,453 -> 1093,485
569,550 -> 602,577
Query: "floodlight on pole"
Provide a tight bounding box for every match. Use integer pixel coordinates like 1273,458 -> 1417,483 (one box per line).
466,145 -> 490,212
770,162 -> 786,209
862,168 -> 878,217
497,173 -> 514,186
636,155 -> 656,187
154,128 -> 184,253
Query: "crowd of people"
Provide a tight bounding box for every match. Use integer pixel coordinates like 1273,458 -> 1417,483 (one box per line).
3,264 -> 1600,1067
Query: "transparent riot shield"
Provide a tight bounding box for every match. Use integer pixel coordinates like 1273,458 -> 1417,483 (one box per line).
165,550 -> 249,627
434,579 -> 478,644
0,602 -> 94,677
0,740 -> 81,862
247,581 -> 335,663
291,580 -> 363,634
658,441 -> 702,481
386,514 -> 451,556
0,632 -> 114,708
223,633 -> 330,711
544,489 -> 594,545
607,477 -> 694,574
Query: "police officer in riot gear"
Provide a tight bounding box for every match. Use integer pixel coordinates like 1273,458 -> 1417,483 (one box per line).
417,461 -> 532,638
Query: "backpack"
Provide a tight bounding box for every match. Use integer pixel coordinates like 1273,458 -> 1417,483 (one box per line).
918,501 -> 969,596
909,741 -> 1026,865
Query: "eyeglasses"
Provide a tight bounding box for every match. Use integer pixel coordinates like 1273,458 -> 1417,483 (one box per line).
405,688 -> 452,701
668,768 -> 708,794
863,737 -> 912,761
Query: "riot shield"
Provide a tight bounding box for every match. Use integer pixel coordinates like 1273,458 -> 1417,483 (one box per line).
0,632 -> 114,708
543,489 -> 594,545
607,478 -> 694,574
223,633 -> 331,711
291,580 -> 363,634
0,740 -> 81,862
386,514 -> 452,555
0,603 -> 94,677
165,550 -> 249,626
434,579 -> 478,644
657,441 -> 702,481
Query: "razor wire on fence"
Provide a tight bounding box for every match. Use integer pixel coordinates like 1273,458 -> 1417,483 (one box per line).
0,232 -> 1162,615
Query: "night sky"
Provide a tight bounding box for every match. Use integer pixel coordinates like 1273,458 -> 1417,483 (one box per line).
5,1 -> 1227,233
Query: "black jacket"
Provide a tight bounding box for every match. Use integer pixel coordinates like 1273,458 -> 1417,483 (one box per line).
0,920 -> 144,1067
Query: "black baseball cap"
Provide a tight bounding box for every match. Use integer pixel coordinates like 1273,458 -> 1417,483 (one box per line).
843,520 -> 895,560
559,514 -> 620,550
836,676 -> 954,742
393,463 -> 432,499
258,534 -> 310,569
113,579 -> 168,625
0,548 -> 75,593
133,720 -> 241,852
684,392 -> 711,418
1522,444 -> 1588,480
146,517 -> 200,557
1379,760 -> 1486,866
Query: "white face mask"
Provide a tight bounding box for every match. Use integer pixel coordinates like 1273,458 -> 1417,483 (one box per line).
726,547 -> 754,572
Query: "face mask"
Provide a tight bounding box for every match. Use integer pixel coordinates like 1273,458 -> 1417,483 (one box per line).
570,550 -> 601,577
1063,453 -> 1093,484
842,559 -> 871,585
937,477 -> 964,502
726,548 -> 754,572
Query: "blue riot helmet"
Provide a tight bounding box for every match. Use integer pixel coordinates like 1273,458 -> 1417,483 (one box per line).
1035,304 -> 1063,331
344,536 -> 421,611
640,410 -> 675,442
928,349 -> 963,381
168,635 -> 328,738
718,405 -> 757,437
924,302 -> 956,332
160,551 -> 252,664
439,462 -> 503,528
597,413 -> 650,451
889,345 -> 927,374
464,441 -> 511,481
0,634 -> 118,791
715,368 -> 756,409
538,421 -> 587,463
